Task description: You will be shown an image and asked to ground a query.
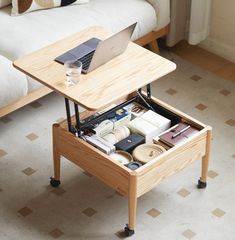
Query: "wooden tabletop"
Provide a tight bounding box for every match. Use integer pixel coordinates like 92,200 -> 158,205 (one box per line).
14,26 -> 176,111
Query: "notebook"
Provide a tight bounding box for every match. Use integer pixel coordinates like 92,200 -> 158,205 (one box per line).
158,122 -> 199,147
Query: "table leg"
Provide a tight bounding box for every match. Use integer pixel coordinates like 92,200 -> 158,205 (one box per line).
125,173 -> 137,236
50,123 -> 61,187
148,40 -> 160,54
198,127 -> 212,189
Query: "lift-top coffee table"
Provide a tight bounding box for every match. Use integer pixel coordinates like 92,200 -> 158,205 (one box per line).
14,26 -> 211,237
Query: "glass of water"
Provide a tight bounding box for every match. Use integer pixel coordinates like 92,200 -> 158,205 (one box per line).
64,60 -> 82,85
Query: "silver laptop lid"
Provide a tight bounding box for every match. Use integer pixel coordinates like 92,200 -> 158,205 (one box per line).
86,22 -> 137,73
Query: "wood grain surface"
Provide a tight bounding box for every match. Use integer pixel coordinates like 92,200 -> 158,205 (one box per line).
56,125 -> 132,196
14,26 -> 176,110
135,129 -> 208,197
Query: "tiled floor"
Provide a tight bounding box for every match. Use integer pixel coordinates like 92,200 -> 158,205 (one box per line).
171,41 -> 235,83
0,52 -> 235,239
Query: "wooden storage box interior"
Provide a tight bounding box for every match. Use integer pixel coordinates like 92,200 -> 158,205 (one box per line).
57,92 -> 207,196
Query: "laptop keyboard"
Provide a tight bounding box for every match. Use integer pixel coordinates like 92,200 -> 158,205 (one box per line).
78,51 -> 95,71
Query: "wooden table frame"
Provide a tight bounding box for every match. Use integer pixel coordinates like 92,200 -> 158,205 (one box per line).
13,26 -> 211,237
51,91 -> 211,236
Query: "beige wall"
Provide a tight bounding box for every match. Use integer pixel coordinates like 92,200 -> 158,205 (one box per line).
200,0 -> 235,63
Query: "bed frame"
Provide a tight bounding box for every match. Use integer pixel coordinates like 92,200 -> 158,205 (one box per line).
0,25 -> 169,118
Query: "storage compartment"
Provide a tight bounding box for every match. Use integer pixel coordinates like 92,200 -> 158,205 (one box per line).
59,94 -> 207,173
55,123 -> 132,196
54,92 -> 210,231
136,97 -> 182,127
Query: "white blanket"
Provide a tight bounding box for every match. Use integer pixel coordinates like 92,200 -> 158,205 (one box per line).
0,55 -> 27,108
147,0 -> 170,30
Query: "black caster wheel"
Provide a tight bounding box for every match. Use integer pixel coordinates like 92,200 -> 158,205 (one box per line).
124,224 -> 135,237
197,179 -> 207,189
50,177 -> 61,187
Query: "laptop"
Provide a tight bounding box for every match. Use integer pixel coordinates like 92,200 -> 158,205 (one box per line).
55,22 -> 137,74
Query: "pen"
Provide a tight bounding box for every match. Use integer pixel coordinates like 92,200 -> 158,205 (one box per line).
172,125 -> 191,139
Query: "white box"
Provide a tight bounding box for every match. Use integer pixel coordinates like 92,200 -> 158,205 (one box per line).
127,117 -> 159,143
140,110 -> 171,134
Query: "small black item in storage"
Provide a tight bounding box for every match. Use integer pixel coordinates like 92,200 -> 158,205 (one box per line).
115,133 -> 145,153
127,161 -> 142,170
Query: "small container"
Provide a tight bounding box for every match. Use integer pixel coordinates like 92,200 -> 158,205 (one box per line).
110,150 -> 133,165
103,133 -> 116,145
126,161 -> 142,170
133,144 -> 166,164
113,126 -> 130,143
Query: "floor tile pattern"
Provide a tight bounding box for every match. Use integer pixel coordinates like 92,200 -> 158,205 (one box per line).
82,208 -> 97,217
212,208 -> 226,218
195,104 -> 207,111
22,167 -> 36,176
18,207 -> 33,217
0,53 -> 235,239
190,75 -> 202,81
219,89 -> 231,96
26,133 -> 39,141
0,149 -> 7,158
182,229 -> 196,239
165,88 -> 177,95
177,188 -> 191,198
146,208 -> 161,218
49,228 -> 64,239
225,119 -> 235,126
207,170 -> 219,179
51,187 -> 66,196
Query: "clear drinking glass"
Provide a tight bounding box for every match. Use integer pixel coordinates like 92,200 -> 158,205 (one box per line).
64,60 -> 82,85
